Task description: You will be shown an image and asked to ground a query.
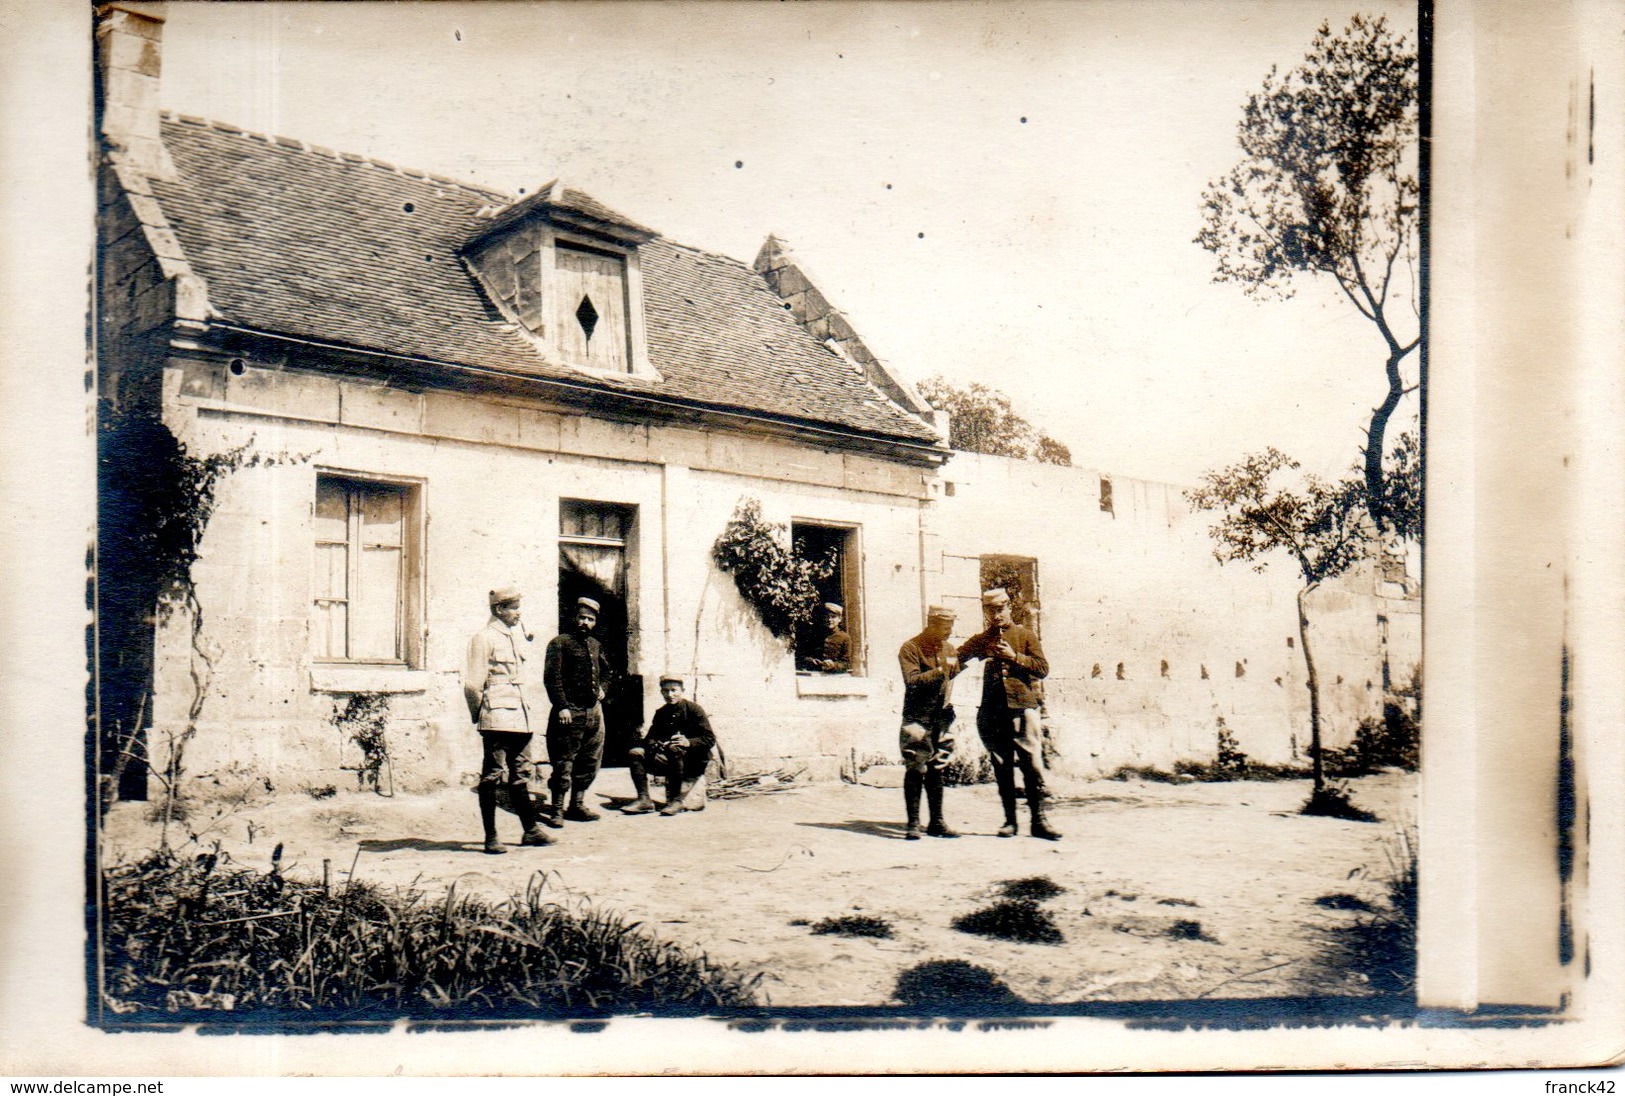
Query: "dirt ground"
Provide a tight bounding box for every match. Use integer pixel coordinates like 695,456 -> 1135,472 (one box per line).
100,768 -> 1416,1012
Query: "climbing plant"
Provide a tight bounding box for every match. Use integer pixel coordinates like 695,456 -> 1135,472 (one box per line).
97,402 -> 307,833
332,692 -> 393,795
711,497 -> 835,642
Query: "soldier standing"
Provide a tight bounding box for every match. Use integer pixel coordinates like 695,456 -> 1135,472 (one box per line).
464,586 -> 553,854
898,605 -> 964,839
957,587 -> 1062,840
544,596 -> 615,823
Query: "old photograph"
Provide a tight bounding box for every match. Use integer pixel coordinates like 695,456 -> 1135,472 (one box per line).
3,0 -> 1619,1078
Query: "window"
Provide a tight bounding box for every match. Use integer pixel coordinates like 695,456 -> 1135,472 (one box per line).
313,475 -> 420,664
553,241 -> 629,372
792,522 -> 862,674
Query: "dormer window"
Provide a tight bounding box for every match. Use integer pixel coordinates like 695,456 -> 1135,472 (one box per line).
463,182 -> 657,378
555,241 -> 627,371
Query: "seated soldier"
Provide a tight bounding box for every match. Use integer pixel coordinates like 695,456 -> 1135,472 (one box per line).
623,673 -> 716,816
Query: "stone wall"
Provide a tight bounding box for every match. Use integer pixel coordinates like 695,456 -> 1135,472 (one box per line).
150,352 -> 933,794
925,451 -> 1420,774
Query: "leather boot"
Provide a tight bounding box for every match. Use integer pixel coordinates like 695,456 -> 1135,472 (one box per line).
903,770 -> 924,840
511,783 -> 554,846
477,784 -> 506,854
998,793 -> 1020,838
565,795 -> 601,822
660,779 -> 693,815
925,772 -> 958,837
1029,798 -> 1063,841
623,753 -> 657,814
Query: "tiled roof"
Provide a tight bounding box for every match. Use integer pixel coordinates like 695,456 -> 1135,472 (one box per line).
145,115 -> 940,445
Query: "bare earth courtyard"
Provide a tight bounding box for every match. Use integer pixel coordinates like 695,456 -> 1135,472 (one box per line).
100,770 -> 1416,1013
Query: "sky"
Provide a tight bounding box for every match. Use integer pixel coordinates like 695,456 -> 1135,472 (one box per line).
155,0 -> 1421,486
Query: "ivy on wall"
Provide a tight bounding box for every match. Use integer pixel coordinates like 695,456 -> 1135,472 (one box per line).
711,497 -> 834,643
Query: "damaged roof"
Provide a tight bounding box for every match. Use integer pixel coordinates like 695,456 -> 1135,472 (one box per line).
145,114 -> 940,445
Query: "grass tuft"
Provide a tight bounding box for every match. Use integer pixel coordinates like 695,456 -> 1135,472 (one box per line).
997,876 -> 1066,902
951,899 -> 1063,946
1315,893 -> 1375,912
809,915 -> 893,939
1165,918 -> 1217,942
99,850 -> 759,1020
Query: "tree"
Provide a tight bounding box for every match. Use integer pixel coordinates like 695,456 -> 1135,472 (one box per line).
916,377 -> 1072,465
1186,448 -> 1369,804
1196,15 -> 1420,534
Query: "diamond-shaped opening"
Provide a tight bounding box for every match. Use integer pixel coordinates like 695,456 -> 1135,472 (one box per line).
575,294 -> 600,342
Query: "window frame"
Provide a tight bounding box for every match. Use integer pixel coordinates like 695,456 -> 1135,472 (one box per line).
311,469 -> 425,668
546,228 -> 655,379
790,519 -> 865,677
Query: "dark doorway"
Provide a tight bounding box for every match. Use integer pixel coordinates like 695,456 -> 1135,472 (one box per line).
558,500 -> 641,766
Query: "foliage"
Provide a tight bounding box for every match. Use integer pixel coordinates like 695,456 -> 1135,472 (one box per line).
1213,716 -> 1250,776
809,915 -> 894,939
916,377 -> 1071,465
1327,711 -> 1419,776
1195,15 -> 1420,532
951,899 -> 1064,945
332,693 -> 393,795
940,748 -> 995,786
100,851 -> 760,1019
97,404 -> 308,825
893,960 -> 1023,1012
711,497 -> 835,642
1323,827 -> 1417,994
1186,448 -> 1367,586
98,407 -> 253,626
1187,447 -> 1371,798
997,877 -> 1067,902
1379,429 -> 1423,543
1166,919 -> 1217,942
1301,783 -> 1379,823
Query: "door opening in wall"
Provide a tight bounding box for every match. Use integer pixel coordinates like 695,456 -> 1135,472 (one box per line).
979,554 -> 1040,634
559,500 -> 641,766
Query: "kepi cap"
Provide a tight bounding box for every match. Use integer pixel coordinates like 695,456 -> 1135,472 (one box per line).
576,596 -> 601,613
981,587 -> 1011,607
926,604 -> 955,621
489,586 -> 522,607
823,602 -> 844,614
658,672 -> 685,686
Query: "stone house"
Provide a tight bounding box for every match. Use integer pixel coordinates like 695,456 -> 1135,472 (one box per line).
93,4 -> 1416,800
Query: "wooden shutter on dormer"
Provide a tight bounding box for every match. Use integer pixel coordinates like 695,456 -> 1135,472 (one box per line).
554,242 -> 629,372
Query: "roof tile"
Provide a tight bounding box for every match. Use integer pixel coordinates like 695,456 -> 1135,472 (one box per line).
145,119 -> 938,444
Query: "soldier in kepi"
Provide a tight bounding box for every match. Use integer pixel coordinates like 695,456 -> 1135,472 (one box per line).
957,587 -> 1062,840
898,604 -> 964,840
543,596 -> 615,823
622,673 -> 716,817
800,602 -> 851,673
464,586 -> 554,855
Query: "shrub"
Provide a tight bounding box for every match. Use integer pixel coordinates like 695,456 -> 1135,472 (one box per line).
1301,783 -> 1378,823
997,877 -> 1066,902
941,749 -> 994,786
894,960 -> 1022,1011
809,915 -> 893,939
100,851 -> 759,1019
951,899 -> 1063,945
